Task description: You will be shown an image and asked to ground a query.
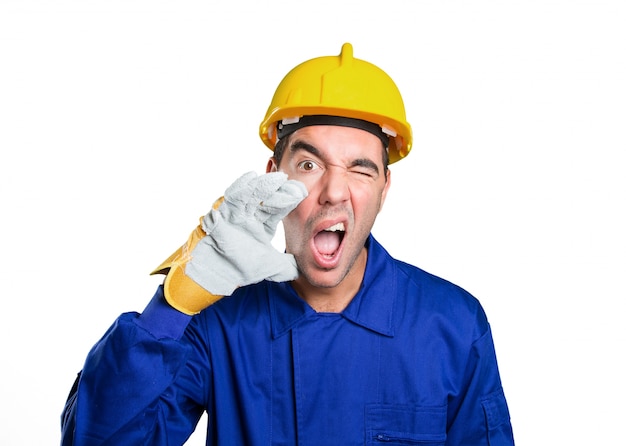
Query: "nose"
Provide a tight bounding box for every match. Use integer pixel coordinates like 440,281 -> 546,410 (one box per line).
318,167 -> 350,205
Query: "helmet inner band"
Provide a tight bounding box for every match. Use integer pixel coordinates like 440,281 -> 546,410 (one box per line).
276,115 -> 389,148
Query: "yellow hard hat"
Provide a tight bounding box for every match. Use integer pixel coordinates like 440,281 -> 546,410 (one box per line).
259,43 -> 412,164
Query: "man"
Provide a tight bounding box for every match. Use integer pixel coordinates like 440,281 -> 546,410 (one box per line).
61,43 -> 514,445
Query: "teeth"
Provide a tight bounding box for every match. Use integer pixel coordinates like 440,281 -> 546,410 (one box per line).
325,222 -> 345,232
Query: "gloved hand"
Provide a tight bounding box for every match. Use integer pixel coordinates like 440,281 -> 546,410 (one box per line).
151,171 -> 308,315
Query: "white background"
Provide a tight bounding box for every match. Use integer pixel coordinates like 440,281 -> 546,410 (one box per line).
1,1 -> 625,444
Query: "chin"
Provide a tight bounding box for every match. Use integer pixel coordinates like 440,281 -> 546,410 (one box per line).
299,268 -> 348,289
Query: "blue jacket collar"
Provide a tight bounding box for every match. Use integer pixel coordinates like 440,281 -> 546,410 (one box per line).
269,235 -> 396,339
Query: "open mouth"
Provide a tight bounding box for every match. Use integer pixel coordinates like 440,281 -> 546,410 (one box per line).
313,222 -> 346,258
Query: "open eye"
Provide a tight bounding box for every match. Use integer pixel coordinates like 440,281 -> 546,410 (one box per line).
297,160 -> 320,172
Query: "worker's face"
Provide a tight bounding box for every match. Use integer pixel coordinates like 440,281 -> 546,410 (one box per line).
267,125 -> 391,290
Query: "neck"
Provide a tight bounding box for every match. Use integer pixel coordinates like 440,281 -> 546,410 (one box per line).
292,249 -> 367,313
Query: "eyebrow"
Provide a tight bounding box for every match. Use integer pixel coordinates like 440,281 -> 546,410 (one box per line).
290,140 -> 380,176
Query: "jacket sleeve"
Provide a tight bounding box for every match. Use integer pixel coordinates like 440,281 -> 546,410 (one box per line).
60,285 -> 208,446
446,323 -> 515,445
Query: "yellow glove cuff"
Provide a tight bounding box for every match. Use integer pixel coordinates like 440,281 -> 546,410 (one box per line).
150,199 -> 225,315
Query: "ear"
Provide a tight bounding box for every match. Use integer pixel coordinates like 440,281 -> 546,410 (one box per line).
266,157 -> 278,173
379,169 -> 391,212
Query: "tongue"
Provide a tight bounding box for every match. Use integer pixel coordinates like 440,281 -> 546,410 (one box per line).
314,231 -> 341,255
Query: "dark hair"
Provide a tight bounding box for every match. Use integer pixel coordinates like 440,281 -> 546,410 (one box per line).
272,132 -> 390,177
272,134 -> 290,167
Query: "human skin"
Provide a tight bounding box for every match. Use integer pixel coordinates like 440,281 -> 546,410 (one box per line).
266,125 -> 391,312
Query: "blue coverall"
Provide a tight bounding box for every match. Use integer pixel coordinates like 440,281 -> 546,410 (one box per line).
61,235 -> 514,445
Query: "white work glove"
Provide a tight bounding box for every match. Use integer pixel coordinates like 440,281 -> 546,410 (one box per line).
152,171 -> 308,315
185,171 -> 307,296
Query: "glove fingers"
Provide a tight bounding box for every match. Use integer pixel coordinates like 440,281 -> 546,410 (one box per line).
249,172 -> 290,202
223,171 -> 259,204
225,171 -> 288,206
257,179 -> 308,232
259,179 -> 308,213
221,172 -> 306,233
